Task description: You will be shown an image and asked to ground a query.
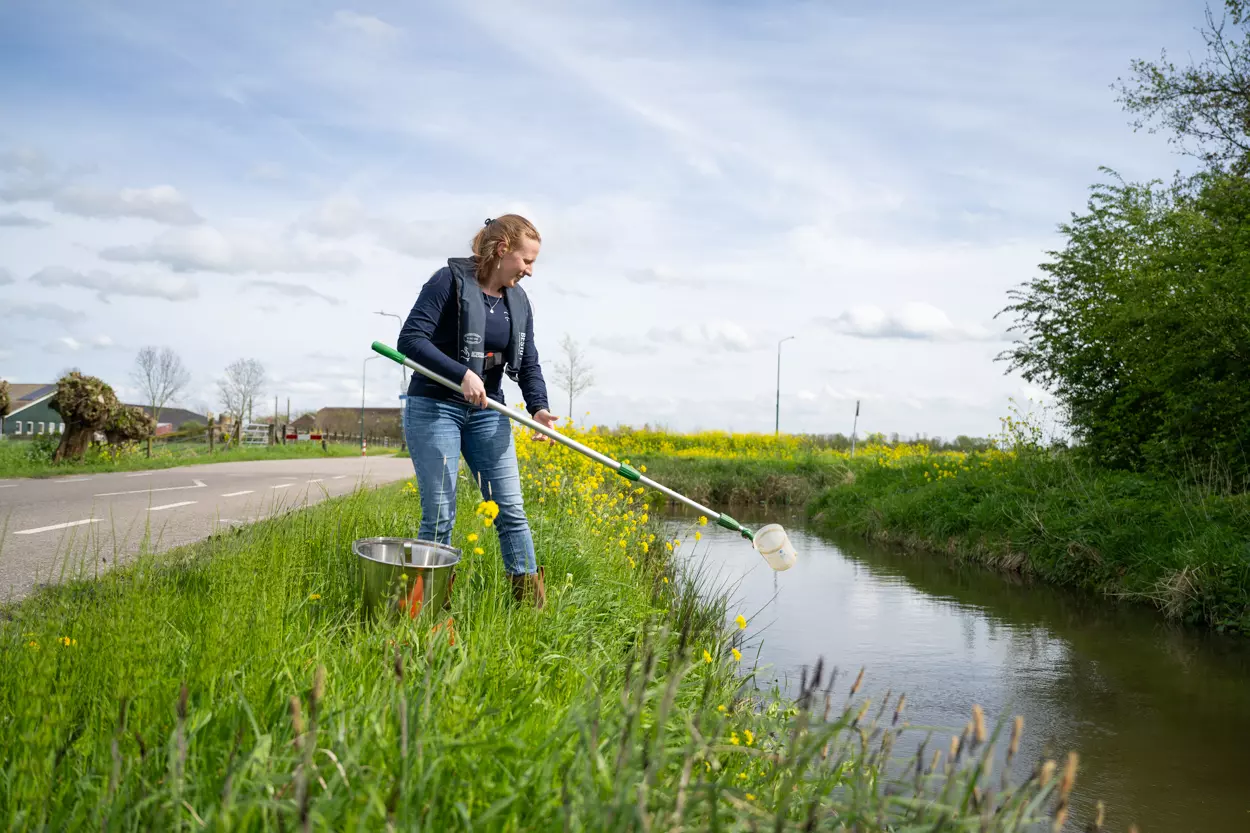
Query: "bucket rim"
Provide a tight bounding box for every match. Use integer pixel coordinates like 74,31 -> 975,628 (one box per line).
352,536 -> 462,568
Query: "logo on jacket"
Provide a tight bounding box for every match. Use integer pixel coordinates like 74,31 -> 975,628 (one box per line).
465,333 -> 482,346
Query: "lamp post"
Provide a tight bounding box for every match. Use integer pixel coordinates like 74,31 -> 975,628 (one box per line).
775,336 -> 795,437
374,310 -> 407,392
362,354 -> 381,453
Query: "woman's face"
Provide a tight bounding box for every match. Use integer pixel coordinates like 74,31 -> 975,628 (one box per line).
496,237 -> 540,288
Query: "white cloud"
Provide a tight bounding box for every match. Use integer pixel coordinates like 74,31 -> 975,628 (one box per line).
797,389 -> 816,401
0,151 -> 202,225
0,267 -> 12,285
592,320 -> 758,356
626,267 -> 708,289
0,147 -> 50,174
648,320 -> 757,352
329,10 -> 402,40
550,284 -> 595,299
0,212 -> 49,227
243,279 -> 342,305
296,196 -> 466,258
100,226 -> 360,275
53,334 -> 112,352
590,335 -> 658,356
2,301 -> 78,323
51,184 -> 202,225
246,162 -> 286,182
30,265 -> 199,302
817,303 -> 1007,343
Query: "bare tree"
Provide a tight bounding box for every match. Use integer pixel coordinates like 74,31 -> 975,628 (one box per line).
131,346 -> 190,455
217,358 -> 266,441
553,333 -> 594,421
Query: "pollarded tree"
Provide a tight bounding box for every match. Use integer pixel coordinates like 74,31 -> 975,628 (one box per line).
104,405 -> 155,447
51,372 -> 121,463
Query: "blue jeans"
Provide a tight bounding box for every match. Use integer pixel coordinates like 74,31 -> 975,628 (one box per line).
403,396 -> 538,575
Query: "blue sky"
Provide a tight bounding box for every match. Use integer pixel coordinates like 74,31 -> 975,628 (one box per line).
0,0 -> 1213,438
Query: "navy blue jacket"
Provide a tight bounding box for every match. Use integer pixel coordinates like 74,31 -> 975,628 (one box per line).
397,264 -> 551,416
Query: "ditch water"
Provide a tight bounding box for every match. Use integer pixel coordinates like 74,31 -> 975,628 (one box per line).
665,505 -> 1250,833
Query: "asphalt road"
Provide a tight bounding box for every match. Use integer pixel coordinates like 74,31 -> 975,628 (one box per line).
0,454 -> 417,603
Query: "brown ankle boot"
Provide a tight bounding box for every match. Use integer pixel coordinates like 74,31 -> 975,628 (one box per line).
509,566 -> 546,609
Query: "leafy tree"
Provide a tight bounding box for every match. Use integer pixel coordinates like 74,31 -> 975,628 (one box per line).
998,169 -> 1250,480
1114,1 -> 1250,174
0,380 -> 9,422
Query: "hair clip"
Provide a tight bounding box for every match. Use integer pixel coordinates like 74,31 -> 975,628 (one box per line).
484,217 -> 494,226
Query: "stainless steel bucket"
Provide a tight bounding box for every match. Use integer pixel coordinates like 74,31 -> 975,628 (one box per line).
353,537 -> 461,621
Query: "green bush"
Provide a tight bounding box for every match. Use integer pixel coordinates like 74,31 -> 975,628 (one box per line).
999,169 -> 1250,484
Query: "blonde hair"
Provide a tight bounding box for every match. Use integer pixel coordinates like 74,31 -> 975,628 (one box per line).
471,214 -> 541,283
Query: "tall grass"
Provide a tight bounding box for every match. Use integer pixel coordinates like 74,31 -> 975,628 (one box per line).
0,432 -> 1098,830
0,438 -> 396,478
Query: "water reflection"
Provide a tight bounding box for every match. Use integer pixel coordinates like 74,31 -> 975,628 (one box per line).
666,506 -> 1250,833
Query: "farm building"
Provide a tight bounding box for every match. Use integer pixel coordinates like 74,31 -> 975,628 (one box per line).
127,405 -> 208,435
1,383 -> 65,438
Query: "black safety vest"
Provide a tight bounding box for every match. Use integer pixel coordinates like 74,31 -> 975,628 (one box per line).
446,257 -> 529,383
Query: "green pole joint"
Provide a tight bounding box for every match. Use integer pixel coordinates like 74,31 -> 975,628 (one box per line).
716,514 -> 741,532
617,463 -> 642,482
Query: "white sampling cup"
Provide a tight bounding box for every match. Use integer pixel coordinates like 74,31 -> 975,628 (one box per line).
753,524 -> 797,571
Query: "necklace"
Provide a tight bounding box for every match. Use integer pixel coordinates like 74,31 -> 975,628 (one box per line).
484,293 -> 502,314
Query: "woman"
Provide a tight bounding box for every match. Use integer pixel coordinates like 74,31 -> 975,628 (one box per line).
397,214 -> 559,608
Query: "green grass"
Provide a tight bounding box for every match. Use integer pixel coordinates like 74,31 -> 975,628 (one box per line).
0,449 -> 1081,830
631,455 -> 849,509
0,439 -> 399,479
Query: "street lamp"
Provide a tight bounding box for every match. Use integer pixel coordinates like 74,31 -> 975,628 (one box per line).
374,310 -> 407,392
775,336 -> 795,437
362,354 -> 381,452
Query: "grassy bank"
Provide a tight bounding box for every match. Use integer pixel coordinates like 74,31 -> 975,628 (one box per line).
617,432 -> 1250,635
0,428 -> 1086,830
808,449 -> 1250,635
631,455 -> 850,509
0,439 -> 397,479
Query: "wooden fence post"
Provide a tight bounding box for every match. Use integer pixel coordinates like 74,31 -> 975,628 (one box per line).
208,417 -> 215,453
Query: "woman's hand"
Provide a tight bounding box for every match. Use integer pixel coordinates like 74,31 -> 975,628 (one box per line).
461,370 -> 488,408
531,409 -> 559,442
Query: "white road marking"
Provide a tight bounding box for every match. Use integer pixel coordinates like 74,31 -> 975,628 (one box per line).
15,519 -> 100,536
307,478 -> 324,483
220,490 -> 254,497
53,477 -> 92,483
271,483 -> 292,490
331,475 -> 347,480
0,484 -> 17,489
125,471 -> 156,478
149,501 -> 196,512
95,479 -> 207,497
